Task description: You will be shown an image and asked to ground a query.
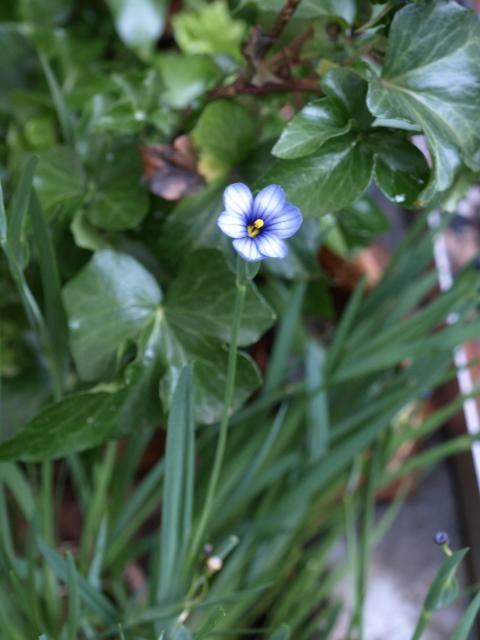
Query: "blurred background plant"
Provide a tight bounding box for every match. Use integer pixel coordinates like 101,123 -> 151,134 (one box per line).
1,0 -> 480,638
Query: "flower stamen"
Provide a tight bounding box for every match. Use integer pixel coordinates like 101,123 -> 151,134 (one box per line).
247,218 -> 265,238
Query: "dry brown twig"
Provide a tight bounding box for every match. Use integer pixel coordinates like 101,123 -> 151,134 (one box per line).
208,0 -> 320,100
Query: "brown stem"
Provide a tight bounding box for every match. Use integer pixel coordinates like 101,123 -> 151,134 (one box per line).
266,0 -> 304,49
268,25 -> 314,67
208,77 -> 321,99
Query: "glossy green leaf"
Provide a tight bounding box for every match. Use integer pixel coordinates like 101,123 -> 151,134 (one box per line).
264,219 -> 322,279
272,68 -> 372,161
158,324 -> 261,424
327,195 -> 390,256
158,249 -> 273,422
87,143 -> 149,231
367,1 -> 480,201
0,390 -> 125,461
165,250 -> 275,347
158,184 -> 224,267
62,249 -> 271,423
261,133 -> 373,217
172,1 -> 246,61
70,211 -> 109,251
34,147 -> 85,222
193,101 -> 255,174
272,99 -> 351,159
323,68 -> 373,131
370,134 -> 430,207
107,0 -> 167,56
0,317 -> 164,461
156,53 -> 222,109
63,250 -> 162,380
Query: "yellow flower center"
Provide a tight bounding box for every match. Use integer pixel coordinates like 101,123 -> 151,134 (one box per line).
247,218 -> 265,238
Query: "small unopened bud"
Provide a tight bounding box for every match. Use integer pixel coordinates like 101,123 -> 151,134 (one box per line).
203,543 -> 214,556
433,530 -> 449,546
207,556 -> 223,573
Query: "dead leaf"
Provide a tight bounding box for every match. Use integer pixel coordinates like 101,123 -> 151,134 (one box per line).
141,135 -> 204,200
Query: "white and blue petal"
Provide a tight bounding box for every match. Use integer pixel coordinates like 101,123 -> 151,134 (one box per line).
232,237 -> 263,262
265,204 -> 303,239
217,210 -> 247,238
256,233 -> 288,259
254,184 -> 286,220
223,183 -> 253,216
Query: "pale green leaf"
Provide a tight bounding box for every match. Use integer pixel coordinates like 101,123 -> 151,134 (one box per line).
173,1 -> 246,61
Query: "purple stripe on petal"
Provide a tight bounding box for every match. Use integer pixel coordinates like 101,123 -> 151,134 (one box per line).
223,183 -> 253,216
254,184 -> 286,220
217,210 -> 247,238
256,233 -> 288,259
232,237 -> 263,261
266,204 -> 303,239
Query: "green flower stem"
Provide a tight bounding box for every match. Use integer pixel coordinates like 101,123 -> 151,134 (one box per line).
189,274 -> 247,563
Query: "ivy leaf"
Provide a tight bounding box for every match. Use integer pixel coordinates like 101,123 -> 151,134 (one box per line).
172,0 -> 246,61
157,184 -> 225,268
367,1 -> 480,201
157,325 -> 261,424
323,68 -> 373,131
264,219 -> 322,279
272,68 -> 371,160
87,143 -> 149,230
107,0 -> 167,56
260,133 -> 373,217
272,99 -> 352,159
165,250 -> 275,347
368,133 -> 430,207
193,101 -> 255,177
0,324 -> 163,461
34,147 -> 86,221
0,312 -> 161,462
63,250 -> 162,381
0,391 -> 126,461
157,249 -> 273,421
324,195 -> 390,257
63,249 -> 274,423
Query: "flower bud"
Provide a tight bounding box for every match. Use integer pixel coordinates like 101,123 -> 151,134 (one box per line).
207,556 -> 223,573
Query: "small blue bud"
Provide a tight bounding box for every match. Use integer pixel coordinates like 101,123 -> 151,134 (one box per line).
433,530 -> 449,546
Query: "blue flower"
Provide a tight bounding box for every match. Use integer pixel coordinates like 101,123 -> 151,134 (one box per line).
217,183 -> 303,261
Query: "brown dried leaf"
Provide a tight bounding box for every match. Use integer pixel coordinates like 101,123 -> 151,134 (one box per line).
141,135 -> 204,201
